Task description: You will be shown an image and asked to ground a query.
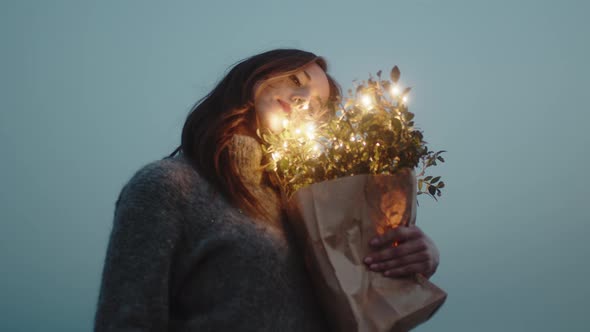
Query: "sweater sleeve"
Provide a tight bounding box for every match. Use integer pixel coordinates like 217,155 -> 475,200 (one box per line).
94,161 -> 187,332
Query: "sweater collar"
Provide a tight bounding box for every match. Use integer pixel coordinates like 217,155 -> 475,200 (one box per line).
228,134 -> 265,185
173,134 -> 266,185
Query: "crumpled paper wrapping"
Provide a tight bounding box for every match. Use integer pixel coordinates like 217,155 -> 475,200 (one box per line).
284,168 -> 447,332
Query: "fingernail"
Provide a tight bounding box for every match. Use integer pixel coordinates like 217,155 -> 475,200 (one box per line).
364,257 -> 372,264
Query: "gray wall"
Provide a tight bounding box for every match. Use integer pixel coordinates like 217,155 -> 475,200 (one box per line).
1,0 -> 588,331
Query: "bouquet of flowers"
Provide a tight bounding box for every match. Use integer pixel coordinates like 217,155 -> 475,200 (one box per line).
259,66 -> 447,332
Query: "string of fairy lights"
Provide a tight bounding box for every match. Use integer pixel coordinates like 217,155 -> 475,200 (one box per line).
258,66 -> 446,200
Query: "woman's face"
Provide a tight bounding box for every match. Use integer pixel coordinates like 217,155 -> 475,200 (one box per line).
253,62 -> 331,132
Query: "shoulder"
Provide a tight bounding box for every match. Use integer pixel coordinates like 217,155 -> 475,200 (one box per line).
116,154 -> 209,211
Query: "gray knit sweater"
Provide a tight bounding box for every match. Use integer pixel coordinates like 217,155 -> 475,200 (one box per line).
94,135 -> 331,331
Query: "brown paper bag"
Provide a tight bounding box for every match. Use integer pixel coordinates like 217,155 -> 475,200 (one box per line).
285,168 -> 447,332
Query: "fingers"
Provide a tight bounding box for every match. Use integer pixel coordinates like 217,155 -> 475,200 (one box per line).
363,225 -> 439,278
364,239 -> 427,264
366,250 -> 430,272
369,225 -> 423,249
383,261 -> 432,278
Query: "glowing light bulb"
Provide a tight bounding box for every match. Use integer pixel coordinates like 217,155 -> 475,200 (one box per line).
272,152 -> 281,160
376,142 -> 380,147
282,119 -> 289,129
361,94 -> 372,108
391,85 -> 400,96
305,123 -> 315,139
294,128 -> 301,135
402,96 -> 408,103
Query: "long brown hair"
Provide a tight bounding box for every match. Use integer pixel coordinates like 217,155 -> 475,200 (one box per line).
168,49 -> 341,221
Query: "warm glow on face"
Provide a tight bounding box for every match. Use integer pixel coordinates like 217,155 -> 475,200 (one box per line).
253,62 -> 330,133
268,113 -> 285,132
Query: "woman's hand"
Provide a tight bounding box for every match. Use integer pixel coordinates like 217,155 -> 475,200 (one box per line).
363,225 -> 439,279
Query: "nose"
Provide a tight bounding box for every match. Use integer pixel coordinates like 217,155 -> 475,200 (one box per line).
291,92 -> 311,110
291,95 -> 307,104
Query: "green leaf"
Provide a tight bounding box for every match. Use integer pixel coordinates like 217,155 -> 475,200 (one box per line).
391,118 -> 402,132
368,124 -> 381,133
432,176 -> 440,183
437,181 -> 445,188
383,131 -> 395,144
428,185 -> 437,196
278,159 -> 289,170
390,66 -> 401,83
361,113 -> 375,124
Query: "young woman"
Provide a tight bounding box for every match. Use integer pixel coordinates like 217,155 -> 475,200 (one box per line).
94,48 -> 440,331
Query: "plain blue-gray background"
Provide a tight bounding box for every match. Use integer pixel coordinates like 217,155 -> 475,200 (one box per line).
1,0 -> 588,331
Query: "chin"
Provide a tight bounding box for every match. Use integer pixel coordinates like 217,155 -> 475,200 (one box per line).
266,121 -> 283,133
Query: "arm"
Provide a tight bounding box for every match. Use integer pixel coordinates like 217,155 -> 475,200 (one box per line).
94,164 -> 185,331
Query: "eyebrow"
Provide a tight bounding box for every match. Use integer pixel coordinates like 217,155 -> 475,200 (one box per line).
303,70 -> 311,81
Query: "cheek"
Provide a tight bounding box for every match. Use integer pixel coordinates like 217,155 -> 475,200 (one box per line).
256,87 -> 282,113
255,86 -> 274,107
255,96 -> 273,117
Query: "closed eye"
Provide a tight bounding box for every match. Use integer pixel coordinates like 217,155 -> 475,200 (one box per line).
289,75 -> 302,87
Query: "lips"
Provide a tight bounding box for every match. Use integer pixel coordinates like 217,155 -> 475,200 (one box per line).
277,99 -> 292,114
